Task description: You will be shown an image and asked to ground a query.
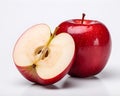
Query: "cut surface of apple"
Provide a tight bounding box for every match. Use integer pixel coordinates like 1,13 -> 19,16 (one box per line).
13,24 -> 75,85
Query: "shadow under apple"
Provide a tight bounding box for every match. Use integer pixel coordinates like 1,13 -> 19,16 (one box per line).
22,75 -> 110,96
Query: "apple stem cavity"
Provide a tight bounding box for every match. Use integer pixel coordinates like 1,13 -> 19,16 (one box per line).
33,27 -> 59,66
81,13 -> 86,24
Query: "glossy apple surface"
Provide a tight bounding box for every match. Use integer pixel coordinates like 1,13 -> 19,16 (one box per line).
13,24 -> 75,85
56,19 -> 111,77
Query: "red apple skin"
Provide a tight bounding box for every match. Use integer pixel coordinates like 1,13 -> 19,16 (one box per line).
14,53 -> 75,85
56,19 -> 111,77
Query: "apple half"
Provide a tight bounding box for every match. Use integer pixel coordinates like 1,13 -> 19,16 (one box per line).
13,24 -> 75,85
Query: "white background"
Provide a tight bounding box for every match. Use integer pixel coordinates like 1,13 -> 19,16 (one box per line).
0,0 -> 120,95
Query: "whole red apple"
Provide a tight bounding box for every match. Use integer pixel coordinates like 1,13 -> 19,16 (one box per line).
56,14 -> 111,77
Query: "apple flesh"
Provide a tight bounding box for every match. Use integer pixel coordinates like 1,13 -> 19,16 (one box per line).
13,24 -> 75,85
56,19 -> 111,77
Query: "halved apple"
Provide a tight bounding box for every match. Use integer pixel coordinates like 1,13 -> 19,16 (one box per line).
13,24 -> 75,85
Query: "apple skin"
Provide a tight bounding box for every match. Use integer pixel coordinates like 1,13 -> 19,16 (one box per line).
56,19 -> 111,77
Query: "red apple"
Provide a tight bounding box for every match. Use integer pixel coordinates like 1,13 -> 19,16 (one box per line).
56,14 -> 111,77
13,24 -> 75,85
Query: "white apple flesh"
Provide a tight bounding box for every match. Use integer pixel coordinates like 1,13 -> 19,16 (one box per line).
13,24 -> 75,85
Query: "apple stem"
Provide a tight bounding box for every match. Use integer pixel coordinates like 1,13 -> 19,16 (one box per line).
34,27 -> 59,65
46,27 -> 59,47
81,13 -> 86,24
